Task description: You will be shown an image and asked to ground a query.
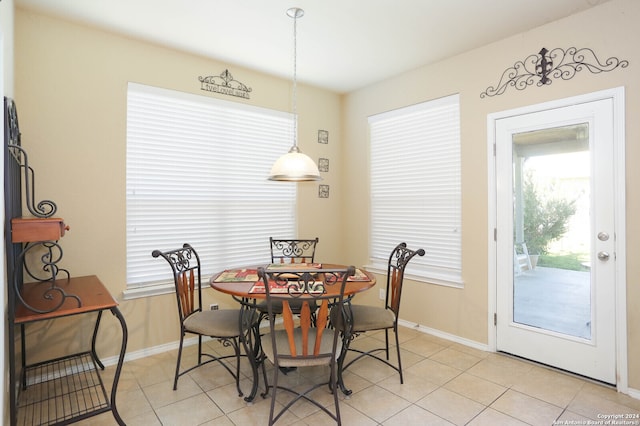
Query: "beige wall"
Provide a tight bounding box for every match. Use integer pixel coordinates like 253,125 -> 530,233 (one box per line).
1,0 -> 14,96
11,0 -> 640,392
14,8 -> 343,361
343,0 -> 640,389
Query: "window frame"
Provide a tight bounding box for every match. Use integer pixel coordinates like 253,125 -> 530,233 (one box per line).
368,94 -> 462,287
124,83 -> 297,299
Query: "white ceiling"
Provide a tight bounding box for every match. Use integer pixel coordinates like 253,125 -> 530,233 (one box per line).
16,0 -> 611,93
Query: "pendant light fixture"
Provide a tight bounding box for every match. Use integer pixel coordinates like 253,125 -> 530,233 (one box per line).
268,7 -> 322,182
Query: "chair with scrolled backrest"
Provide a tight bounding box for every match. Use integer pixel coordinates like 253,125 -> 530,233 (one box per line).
270,237 -> 319,264
258,265 -> 354,426
152,244 -> 252,394
258,238 -> 321,339
332,242 -> 425,393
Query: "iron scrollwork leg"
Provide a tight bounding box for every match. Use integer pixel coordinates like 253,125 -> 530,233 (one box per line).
337,297 -> 355,396
108,307 -> 128,426
237,296 -> 262,402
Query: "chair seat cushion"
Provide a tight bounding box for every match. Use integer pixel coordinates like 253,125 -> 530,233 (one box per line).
262,329 -> 342,367
352,305 -> 396,332
332,304 -> 396,333
184,309 -> 242,337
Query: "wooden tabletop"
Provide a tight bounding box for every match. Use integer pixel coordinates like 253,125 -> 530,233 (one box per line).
14,275 -> 118,324
210,264 -> 376,299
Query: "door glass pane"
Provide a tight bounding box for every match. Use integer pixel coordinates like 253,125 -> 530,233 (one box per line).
512,123 -> 592,339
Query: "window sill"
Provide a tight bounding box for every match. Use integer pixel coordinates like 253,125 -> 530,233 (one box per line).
123,274 -> 216,300
364,264 -> 464,289
122,282 -> 175,300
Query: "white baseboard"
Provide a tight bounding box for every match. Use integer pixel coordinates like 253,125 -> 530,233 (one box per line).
397,318 -> 490,352
98,320 -> 275,367
627,387 -> 640,400
102,320 -> 488,368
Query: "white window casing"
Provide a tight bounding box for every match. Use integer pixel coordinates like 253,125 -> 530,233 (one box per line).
125,83 -> 297,298
369,94 -> 462,286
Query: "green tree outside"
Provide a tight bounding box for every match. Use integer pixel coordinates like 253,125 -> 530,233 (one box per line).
522,172 -> 577,255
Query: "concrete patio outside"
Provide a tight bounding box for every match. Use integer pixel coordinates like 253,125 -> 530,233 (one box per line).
514,266 -> 591,339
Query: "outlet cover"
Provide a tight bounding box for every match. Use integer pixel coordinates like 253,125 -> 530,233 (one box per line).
210,303 -> 219,310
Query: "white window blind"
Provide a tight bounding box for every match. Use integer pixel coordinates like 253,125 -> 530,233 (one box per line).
369,94 -> 462,286
126,83 -> 296,295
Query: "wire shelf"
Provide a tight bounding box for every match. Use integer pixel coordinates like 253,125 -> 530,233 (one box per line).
17,352 -> 110,426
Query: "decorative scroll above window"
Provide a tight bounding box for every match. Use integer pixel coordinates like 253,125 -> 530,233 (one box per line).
198,69 -> 252,99
480,47 -> 629,98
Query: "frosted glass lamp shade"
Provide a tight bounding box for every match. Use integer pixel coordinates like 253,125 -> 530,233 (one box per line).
269,146 -> 321,181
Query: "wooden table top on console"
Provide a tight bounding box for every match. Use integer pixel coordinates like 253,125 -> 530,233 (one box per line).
14,275 -> 118,324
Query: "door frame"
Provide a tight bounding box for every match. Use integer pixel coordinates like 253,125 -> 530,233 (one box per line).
486,87 -> 627,391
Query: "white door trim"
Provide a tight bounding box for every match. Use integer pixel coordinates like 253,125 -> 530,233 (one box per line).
487,87 -> 627,392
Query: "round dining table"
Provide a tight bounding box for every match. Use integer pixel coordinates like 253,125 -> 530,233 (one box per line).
210,263 -> 376,402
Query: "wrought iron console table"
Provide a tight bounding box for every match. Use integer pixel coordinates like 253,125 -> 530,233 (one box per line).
4,97 -> 128,425
13,275 -> 128,426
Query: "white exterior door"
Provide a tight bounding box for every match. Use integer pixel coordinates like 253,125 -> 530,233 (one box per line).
493,90 -> 625,384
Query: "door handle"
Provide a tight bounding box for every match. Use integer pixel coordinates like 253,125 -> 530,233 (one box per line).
597,251 -> 610,261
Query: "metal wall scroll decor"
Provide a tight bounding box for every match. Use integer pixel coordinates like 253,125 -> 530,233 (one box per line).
480,47 -> 629,98
198,69 -> 252,99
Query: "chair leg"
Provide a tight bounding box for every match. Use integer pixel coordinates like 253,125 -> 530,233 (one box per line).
268,363 -> 280,426
173,332 -> 186,390
340,326 -> 406,387
394,327 -> 403,384
260,356 -> 270,399
233,337 -> 243,397
331,360 -> 342,425
384,329 -> 390,360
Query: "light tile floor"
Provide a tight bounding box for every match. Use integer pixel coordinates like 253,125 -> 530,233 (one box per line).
78,327 -> 639,425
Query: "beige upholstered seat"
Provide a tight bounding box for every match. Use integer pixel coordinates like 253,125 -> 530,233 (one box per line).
346,304 -> 396,332
258,265 -> 354,425
182,309 -> 241,336
332,242 -> 424,391
152,244 -> 255,394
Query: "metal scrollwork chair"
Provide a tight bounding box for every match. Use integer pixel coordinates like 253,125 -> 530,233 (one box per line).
258,238 -> 321,347
152,244 -> 253,394
258,265 -> 354,425
269,237 -> 319,264
332,242 -> 425,393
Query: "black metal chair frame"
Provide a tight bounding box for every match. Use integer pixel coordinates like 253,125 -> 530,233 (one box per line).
269,237 -> 319,264
338,242 -> 425,391
258,266 -> 354,425
152,243 -> 250,394
258,237 -> 321,329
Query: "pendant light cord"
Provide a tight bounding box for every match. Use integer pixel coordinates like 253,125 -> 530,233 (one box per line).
268,7 -> 321,181
289,8 -> 303,151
